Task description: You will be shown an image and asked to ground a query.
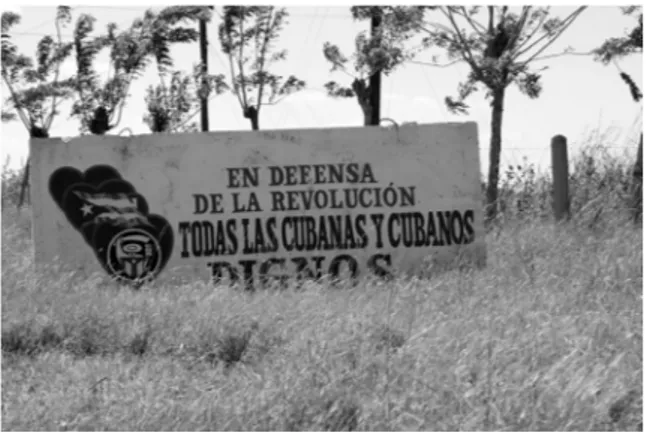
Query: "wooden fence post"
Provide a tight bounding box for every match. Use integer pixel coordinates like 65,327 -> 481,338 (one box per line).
632,133 -> 643,224
551,135 -> 570,221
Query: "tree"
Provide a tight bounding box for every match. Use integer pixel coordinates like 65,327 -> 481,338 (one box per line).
322,6 -> 427,126
70,6 -> 210,135
593,6 -> 642,102
2,7 -> 75,137
143,6 -> 228,133
415,6 -> 587,223
70,13 -> 142,135
145,70 -> 197,133
218,6 -> 306,130
2,7 -> 76,208
593,6 -> 642,223
144,65 -> 227,133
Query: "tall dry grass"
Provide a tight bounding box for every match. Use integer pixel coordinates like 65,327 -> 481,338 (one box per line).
1,137 -> 642,431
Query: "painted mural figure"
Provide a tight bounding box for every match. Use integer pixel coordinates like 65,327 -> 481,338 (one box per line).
48,164 -> 174,286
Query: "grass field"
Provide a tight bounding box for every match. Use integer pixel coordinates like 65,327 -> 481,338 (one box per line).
1,141 -> 643,431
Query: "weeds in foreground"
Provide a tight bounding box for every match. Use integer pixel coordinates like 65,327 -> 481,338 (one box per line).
2,215 -> 640,430
1,137 -> 642,430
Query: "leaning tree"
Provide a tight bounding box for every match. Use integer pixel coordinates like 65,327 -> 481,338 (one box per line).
2,7 -> 76,207
593,6 -> 642,222
413,6 -> 587,223
70,13 -> 145,135
593,6 -> 642,102
142,6 -> 228,133
322,6 -> 428,126
218,6 -> 306,130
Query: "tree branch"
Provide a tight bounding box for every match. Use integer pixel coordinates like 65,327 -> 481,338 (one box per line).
112,81 -> 127,128
36,105 -> 46,126
255,7 -> 274,110
458,6 -> 485,36
171,101 -> 201,133
416,19 -> 454,35
72,45 -> 91,128
440,7 -> 483,78
226,49 -> 244,109
158,70 -> 167,99
341,67 -> 359,81
1,72 -> 32,131
513,6 -> 585,62
152,15 -> 169,99
222,16 -> 244,109
111,22 -> 148,127
514,7 -> 550,54
112,26 -> 147,130
519,7 -> 587,67
323,44 -> 360,80
45,13 -> 64,130
170,88 -> 219,133
407,59 -> 463,68
238,7 -> 249,108
74,87 -> 90,129
507,6 -> 530,53
532,50 -> 593,62
261,91 -> 294,106
487,6 -> 494,34
110,80 -> 129,130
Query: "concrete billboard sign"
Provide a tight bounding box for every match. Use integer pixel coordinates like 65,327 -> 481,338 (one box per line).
31,123 -> 486,288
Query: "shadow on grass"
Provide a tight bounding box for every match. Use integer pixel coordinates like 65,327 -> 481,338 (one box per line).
2,322 -> 63,357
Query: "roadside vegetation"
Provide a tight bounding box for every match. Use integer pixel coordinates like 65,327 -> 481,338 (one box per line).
1,132 -> 641,431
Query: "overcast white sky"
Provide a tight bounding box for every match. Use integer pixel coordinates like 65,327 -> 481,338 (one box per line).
1,2 -> 643,175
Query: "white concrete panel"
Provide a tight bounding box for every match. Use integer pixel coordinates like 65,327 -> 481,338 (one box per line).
30,123 -> 486,288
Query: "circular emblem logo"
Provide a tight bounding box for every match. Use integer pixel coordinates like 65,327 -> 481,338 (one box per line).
106,228 -> 162,284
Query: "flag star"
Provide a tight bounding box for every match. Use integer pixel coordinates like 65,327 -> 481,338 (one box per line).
81,203 -> 94,216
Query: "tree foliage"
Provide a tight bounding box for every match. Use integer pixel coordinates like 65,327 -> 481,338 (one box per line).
144,65 -> 228,133
1,7 -> 75,137
2,6 -> 78,209
71,6 -> 211,135
593,6 -> 642,102
594,6 -> 642,64
218,6 -> 305,130
70,14 -> 142,134
145,69 -> 197,133
417,7 -> 587,114
143,6 -> 228,134
322,6 -> 428,125
415,6 -> 586,222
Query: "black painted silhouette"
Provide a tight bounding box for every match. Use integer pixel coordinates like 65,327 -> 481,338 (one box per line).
49,164 -> 173,286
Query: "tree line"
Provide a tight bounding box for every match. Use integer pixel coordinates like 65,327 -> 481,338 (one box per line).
1,5 -> 642,222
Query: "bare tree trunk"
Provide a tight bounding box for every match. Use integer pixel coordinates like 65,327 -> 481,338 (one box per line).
199,17 -> 210,132
369,10 -> 382,126
18,128 -> 50,209
486,86 -> 505,224
632,133 -> 643,224
18,159 -> 30,209
352,79 -> 372,126
250,113 -> 259,131
362,108 -> 371,126
244,106 -> 259,131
